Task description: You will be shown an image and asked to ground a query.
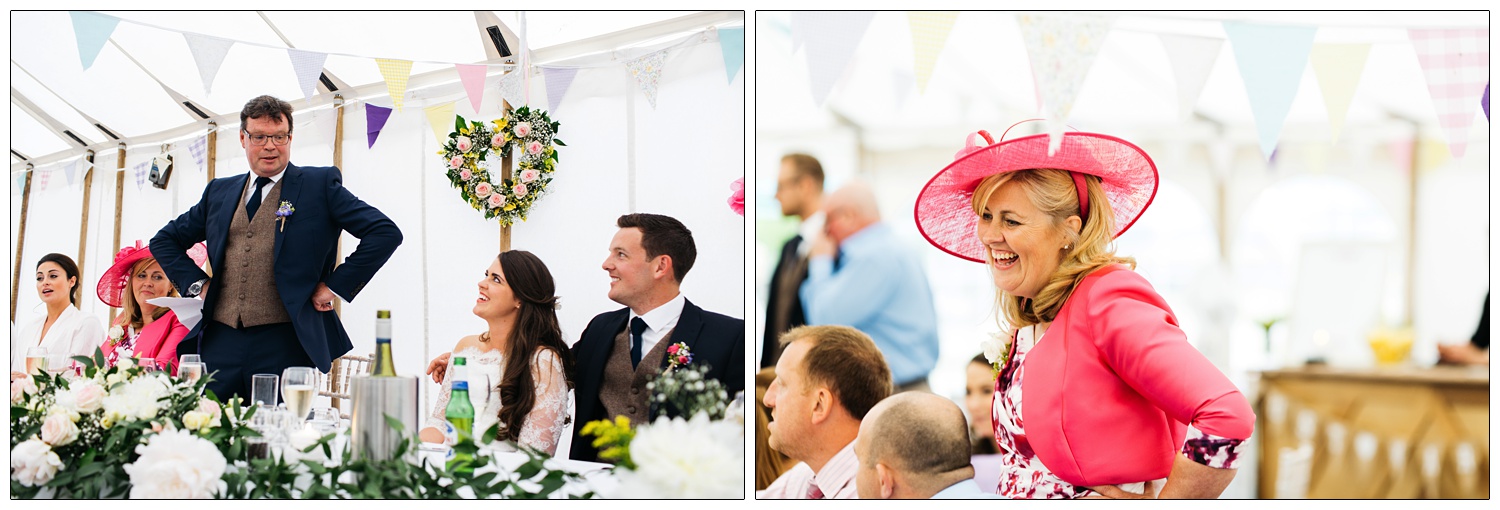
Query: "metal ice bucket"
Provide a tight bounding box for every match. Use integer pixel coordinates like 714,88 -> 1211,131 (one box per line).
349,375 -> 418,461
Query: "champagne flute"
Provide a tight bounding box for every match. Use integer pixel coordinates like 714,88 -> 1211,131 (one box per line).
179,362 -> 206,385
179,354 -> 202,369
25,347 -> 47,377
280,367 -> 318,426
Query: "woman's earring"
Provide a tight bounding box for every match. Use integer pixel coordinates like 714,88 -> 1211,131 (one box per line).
1063,243 -> 1072,250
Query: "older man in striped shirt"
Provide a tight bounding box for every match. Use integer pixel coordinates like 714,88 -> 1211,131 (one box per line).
758,325 -> 894,499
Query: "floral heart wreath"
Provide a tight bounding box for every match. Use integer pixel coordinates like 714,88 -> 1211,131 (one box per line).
440,106 -> 565,225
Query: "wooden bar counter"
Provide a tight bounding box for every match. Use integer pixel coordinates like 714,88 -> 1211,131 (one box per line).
1256,364 -> 1488,498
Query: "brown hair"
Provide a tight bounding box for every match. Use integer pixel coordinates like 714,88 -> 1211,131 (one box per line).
779,325 -> 892,420
970,170 -> 1135,331
616,213 -> 697,283
116,257 -> 177,331
240,95 -> 295,134
780,153 -> 825,191
490,250 -> 575,443
755,367 -> 793,490
36,253 -> 81,306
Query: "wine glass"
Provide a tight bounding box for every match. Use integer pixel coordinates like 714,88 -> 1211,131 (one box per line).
25,347 -> 47,377
308,407 -> 340,435
280,367 -> 318,427
179,362 -> 206,385
179,354 -> 202,368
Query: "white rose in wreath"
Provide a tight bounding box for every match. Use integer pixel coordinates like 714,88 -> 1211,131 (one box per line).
519,169 -> 539,183
474,182 -> 493,198
11,439 -> 63,487
456,135 -> 473,153
124,429 -> 227,499
514,122 -> 532,138
41,412 -> 80,446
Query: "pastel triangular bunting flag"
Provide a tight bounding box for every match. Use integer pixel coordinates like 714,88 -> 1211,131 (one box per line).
37,168 -> 51,192
498,69 -> 525,107
719,27 -> 745,83
63,159 -> 79,187
793,11 -> 876,106
375,58 -> 414,111
287,49 -> 328,101
183,33 -> 234,95
456,64 -> 488,113
70,11 -> 119,70
1408,29 -> 1489,159
1309,44 -> 1371,144
908,12 -> 960,94
423,102 -> 455,145
543,67 -> 579,114
1223,21 -> 1318,160
132,163 -> 148,191
15,171 -> 27,195
1017,13 -> 1114,154
1158,33 -> 1223,119
625,50 -> 669,109
1484,82 -> 1490,120
365,103 -> 393,149
188,136 -> 208,172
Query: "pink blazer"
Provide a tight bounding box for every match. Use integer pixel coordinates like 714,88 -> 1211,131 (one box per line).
101,311 -> 189,373
1021,265 -> 1254,487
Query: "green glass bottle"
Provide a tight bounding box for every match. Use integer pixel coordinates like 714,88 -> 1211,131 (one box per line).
372,310 -> 396,376
445,357 -> 475,474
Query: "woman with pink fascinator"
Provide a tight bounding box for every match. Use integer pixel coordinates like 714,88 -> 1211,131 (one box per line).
96,240 -> 208,373
914,122 -> 1255,499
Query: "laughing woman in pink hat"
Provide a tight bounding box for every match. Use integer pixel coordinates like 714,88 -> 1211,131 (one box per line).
96,241 -> 207,373
915,125 -> 1254,499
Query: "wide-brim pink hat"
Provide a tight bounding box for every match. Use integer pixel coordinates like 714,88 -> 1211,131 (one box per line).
914,125 -> 1159,263
97,240 -> 207,308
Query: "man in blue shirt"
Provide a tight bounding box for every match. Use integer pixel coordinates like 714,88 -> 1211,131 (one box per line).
800,181 -> 940,392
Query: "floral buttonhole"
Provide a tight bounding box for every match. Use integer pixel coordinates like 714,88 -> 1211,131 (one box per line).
664,342 -> 693,373
275,200 -> 295,232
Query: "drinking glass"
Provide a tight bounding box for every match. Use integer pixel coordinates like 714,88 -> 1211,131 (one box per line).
308,407 -> 340,435
25,347 -> 47,376
179,354 -> 202,367
45,354 -> 72,376
251,374 -> 280,407
179,362 -> 206,385
244,435 -> 270,460
281,367 -> 318,425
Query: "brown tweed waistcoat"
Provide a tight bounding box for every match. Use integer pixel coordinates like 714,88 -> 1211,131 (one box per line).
212,177 -> 292,328
598,324 -> 675,427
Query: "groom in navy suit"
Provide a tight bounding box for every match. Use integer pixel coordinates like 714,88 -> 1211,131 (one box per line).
569,213 -> 745,462
152,95 -> 402,402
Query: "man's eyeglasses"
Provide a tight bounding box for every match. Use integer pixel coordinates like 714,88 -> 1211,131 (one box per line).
243,130 -> 291,146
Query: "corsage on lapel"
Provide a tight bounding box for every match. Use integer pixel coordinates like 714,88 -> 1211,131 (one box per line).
275,200 -> 295,232
664,341 -> 693,373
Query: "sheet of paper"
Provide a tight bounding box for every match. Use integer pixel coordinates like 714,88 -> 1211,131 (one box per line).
146,296 -> 205,330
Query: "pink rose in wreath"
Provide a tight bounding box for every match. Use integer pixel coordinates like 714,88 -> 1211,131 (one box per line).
513,182 -> 528,196
474,182 -> 493,198
491,133 -> 505,147
526,141 -> 543,156
459,169 -> 474,181
487,193 -> 505,208
514,122 -> 532,138
448,155 -> 464,169
520,169 -> 539,183
456,136 -> 473,153
727,177 -> 745,216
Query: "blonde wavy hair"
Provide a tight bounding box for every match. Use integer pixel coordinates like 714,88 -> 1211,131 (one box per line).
970,169 -> 1134,332
116,257 -> 177,331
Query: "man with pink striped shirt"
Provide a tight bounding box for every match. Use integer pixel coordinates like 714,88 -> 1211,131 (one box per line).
758,325 -> 893,499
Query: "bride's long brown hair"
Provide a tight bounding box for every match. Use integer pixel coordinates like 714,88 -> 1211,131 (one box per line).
488,250 -> 575,443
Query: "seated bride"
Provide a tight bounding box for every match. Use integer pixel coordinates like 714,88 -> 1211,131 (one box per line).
419,250 -> 577,456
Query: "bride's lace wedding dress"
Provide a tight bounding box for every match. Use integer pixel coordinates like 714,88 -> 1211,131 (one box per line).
426,345 -> 571,455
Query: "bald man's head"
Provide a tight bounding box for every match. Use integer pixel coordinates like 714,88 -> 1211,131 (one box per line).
824,180 -> 880,244
855,392 -> 975,499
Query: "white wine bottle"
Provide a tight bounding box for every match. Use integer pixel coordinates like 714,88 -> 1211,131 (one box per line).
372,310 -> 396,376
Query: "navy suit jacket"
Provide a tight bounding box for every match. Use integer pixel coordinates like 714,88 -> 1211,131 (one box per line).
568,299 -> 745,462
151,163 -> 402,372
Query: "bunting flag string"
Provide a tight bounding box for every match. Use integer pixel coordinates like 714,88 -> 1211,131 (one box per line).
792,11 -> 876,107
543,67 -> 579,114
1223,21 -> 1319,160
498,69 -> 526,108
718,27 -> 745,83
63,159 -> 80,187
1158,33 -> 1223,120
37,168 -> 52,192
455,64 -> 489,113
287,49 -> 329,101
625,49 -> 669,109
1407,29 -> 1489,159
366,104 -> 394,148
375,58 -> 414,111
1483,83 -> 1489,120
908,11 -> 960,94
1017,13 -> 1115,154
69,11 -> 119,71
421,102 -> 454,145
1309,44 -> 1372,144
132,162 -> 148,190
183,33 -> 234,95
14,171 -> 27,195
188,136 -> 208,172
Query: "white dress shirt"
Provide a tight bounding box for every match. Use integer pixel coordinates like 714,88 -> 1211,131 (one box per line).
628,293 -> 686,357
12,305 -> 104,373
243,166 -> 286,207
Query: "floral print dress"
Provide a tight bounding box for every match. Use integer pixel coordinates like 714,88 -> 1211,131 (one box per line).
991,326 -> 1245,498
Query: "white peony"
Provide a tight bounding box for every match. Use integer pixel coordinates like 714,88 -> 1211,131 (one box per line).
11,439 -> 63,487
609,412 -> 743,498
123,429 -> 227,499
40,412 -> 80,446
102,374 -> 170,423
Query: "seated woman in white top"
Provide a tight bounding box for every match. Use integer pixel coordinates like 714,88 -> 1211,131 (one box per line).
12,253 -> 104,380
420,250 -> 575,456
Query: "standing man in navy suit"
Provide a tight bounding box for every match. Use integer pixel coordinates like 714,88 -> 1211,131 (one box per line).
152,95 -> 402,402
568,213 -> 745,462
